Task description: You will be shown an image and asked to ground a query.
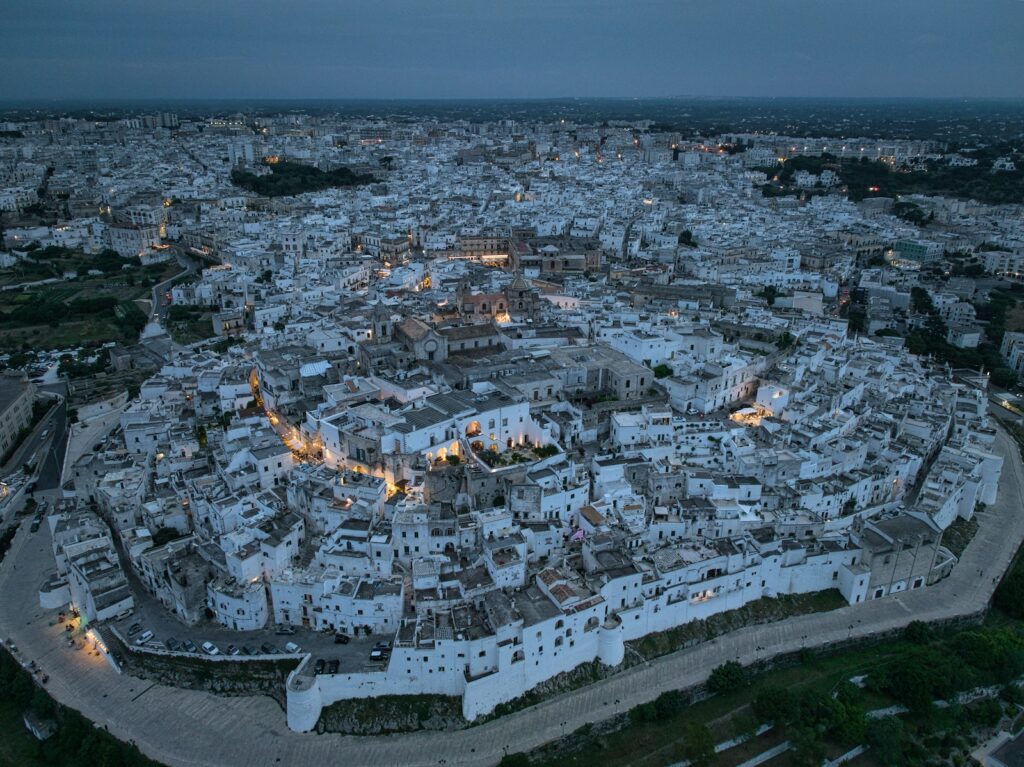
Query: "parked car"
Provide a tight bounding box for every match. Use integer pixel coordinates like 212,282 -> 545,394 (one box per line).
241,645 -> 257,656
333,633 -> 350,644
313,659 -> 326,675
226,644 -> 240,656
182,639 -> 198,653
275,626 -> 296,636
373,640 -> 392,651
29,518 -> 40,533
127,623 -> 142,637
327,659 -> 340,674
284,642 -> 301,654
369,649 -> 386,662
134,630 -> 154,646
260,642 -> 278,655
165,638 -> 180,652
201,641 -> 220,656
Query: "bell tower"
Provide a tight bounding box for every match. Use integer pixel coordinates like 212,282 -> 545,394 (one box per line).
371,301 -> 392,343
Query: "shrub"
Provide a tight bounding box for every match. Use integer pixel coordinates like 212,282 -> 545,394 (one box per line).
708,661 -> 747,694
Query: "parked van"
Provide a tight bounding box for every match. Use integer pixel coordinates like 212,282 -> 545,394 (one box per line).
134,630 -> 154,646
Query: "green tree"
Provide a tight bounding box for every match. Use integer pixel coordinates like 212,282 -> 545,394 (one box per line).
832,700 -> 868,744
10,671 -> 33,707
708,660 -> 747,694
789,726 -> 826,767
847,308 -> 867,334
230,160 -> 373,197
903,620 -> 933,645
653,364 -> 672,379
676,722 -> 717,766
30,686 -> 54,719
886,661 -> 935,712
753,686 -> 799,726
866,717 -> 905,766
910,286 -> 935,314
654,690 -> 685,720
758,286 -> 778,306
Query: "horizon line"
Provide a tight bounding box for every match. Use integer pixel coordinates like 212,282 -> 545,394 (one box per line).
3,95 -> 1024,105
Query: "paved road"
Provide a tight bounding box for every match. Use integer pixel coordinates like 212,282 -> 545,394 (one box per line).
0,425 -> 1022,767
1,397 -> 67,501
151,249 -> 199,324
35,399 -> 68,492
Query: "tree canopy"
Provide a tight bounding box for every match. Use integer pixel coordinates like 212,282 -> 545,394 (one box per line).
230,160 -> 374,197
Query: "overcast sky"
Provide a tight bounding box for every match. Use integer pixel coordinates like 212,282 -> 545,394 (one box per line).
2,0 -> 1022,101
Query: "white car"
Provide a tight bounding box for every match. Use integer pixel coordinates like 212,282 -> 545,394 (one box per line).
201,641 -> 220,656
283,642 -> 301,654
134,630 -> 154,646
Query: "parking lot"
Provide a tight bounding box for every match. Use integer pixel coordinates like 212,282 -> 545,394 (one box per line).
109,585 -> 392,674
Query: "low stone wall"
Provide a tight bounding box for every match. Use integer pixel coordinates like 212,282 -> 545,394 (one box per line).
77,391 -> 129,422
107,627 -> 300,706
317,693 -> 465,735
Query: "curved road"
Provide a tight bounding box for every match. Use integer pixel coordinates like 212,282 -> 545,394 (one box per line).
0,424 -> 1022,767
150,248 -> 199,324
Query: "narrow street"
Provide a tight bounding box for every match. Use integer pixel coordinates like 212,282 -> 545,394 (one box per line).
150,247 -> 200,323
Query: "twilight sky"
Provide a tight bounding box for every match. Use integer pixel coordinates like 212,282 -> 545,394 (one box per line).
1,0 -> 1022,101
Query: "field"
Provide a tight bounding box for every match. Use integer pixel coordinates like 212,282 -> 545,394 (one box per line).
165,305 -> 216,345
529,640 -> 905,767
0,248 -> 181,352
